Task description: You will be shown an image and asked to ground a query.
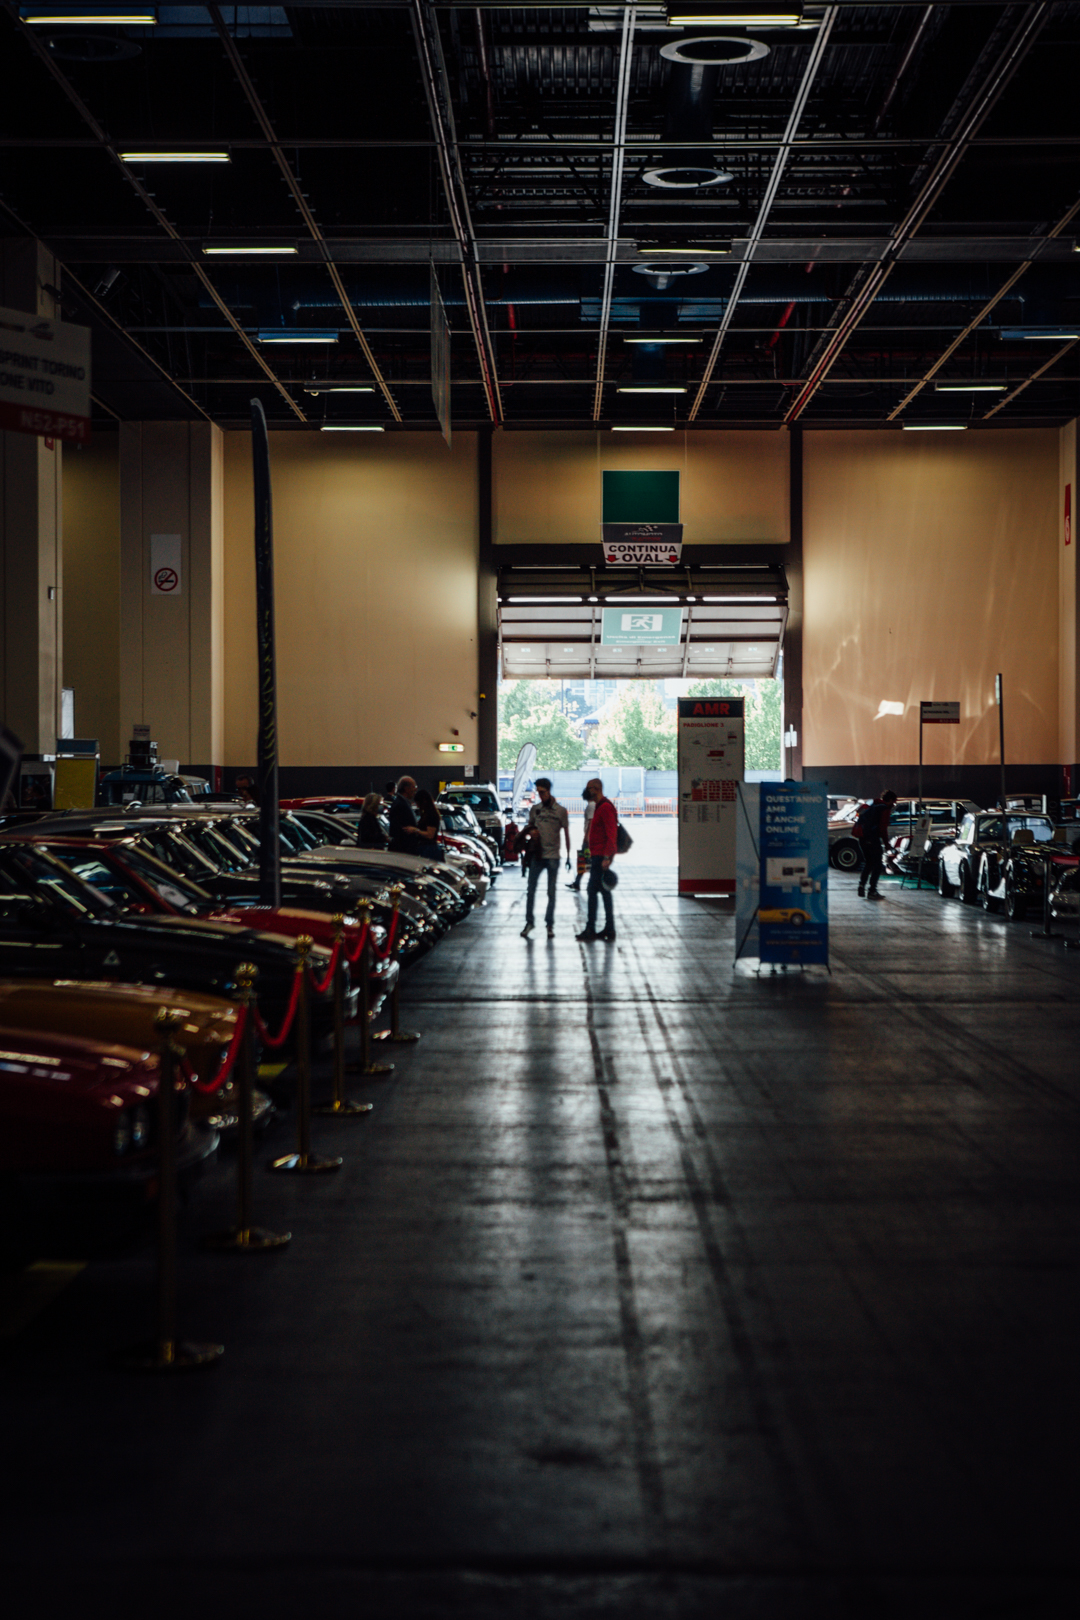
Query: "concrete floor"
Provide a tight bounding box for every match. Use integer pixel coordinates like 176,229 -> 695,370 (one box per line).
2,855 -> 1079,1618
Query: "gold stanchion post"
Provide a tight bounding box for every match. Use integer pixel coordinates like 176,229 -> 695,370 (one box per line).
205,965 -> 292,1250
315,916 -> 374,1115
347,901 -> 393,1077
269,936 -> 343,1174
373,885 -> 421,1045
123,1008 -> 224,1371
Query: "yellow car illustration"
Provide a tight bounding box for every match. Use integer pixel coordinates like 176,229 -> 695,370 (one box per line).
757,907 -> 811,926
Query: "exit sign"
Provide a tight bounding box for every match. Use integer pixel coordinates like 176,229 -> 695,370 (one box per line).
438,743 -> 465,753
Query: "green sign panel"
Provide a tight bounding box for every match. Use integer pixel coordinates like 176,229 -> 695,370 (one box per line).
601,606 -> 684,647
601,469 -> 680,524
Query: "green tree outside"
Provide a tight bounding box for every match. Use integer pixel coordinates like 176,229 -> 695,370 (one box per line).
685,679 -> 782,771
498,681 -> 585,772
594,686 -> 677,770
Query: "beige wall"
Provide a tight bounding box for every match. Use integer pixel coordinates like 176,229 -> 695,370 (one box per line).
493,429 -> 788,544
1060,418 -> 1078,768
804,430 -> 1060,768
222,431 -> 478,769
62,433 -> 120,762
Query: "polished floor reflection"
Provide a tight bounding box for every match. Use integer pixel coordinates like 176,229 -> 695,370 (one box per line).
2,860 -> 1078,1619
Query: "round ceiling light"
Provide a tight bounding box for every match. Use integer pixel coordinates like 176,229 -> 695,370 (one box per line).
633,261 -> 711,291
659,36 -> 771,66
642,165 -> 734,190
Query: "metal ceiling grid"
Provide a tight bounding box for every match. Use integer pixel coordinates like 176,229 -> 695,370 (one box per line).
1,2 -> 1078,430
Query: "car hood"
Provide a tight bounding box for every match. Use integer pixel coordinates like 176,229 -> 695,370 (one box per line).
0,1023 -> 156,1098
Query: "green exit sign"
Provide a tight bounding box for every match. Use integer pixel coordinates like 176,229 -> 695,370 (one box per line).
602,470 -> 680,524
438,743 -> 465,753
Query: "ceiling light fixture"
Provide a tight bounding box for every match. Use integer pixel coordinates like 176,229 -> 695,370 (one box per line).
934,381 -> 1006,392
636,247 -> 731,256
660,35 -> 770,66
617,386 -> 687,394
27,12 -> 156,22
305,385 -> 375,395
121,151 -> 230,163
666,8 -> 803,27
203,244 -> 298,256
901,422 -> 969,432
319,424 -> 384,432
701,595 -> 777,602
505,597 -> 583,604
258,329 -> 338,344
611,425 -> 676,432
624,336 -> 703,345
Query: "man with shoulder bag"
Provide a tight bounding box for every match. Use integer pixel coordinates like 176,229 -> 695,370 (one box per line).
520,778 -> 572,939
566,788 -> 595,892
576,777 -> 619,944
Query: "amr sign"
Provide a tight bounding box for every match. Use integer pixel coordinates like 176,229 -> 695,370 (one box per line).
677,697 -> 745,896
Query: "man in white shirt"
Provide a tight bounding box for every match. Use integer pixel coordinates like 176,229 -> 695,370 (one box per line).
521,778 -> 572,939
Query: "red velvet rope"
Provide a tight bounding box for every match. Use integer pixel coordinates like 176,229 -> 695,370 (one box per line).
182,1004 -> 249,1094
251,965 -> 303,1050
307,938 -> 342,997
344,922 -> 370,964
384,911 -> 398,959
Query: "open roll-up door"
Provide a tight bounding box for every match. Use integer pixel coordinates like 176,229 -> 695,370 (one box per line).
498,565 -> 788,681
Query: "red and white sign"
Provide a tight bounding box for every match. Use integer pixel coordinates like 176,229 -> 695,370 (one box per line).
1066,483 -> 1072,548
150,533 -> 182,596
677,697 -> 745,895
0,303 -> 90,443
920,701 -> 960,724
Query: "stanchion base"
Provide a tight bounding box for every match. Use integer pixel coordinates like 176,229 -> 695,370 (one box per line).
373,1030 -> 421,1045
1029,929 -> 1060,940
314,1098 -> 374,1116
202,1225 -> 292,1252
121,1339 -> 224,1373
268,1152 -> 343,1174
347,1058 -> 394,1076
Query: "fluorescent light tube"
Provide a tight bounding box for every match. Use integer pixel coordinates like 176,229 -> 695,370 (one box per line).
121,151 -> 230,163
934,382 -> 1006,393
258,329 -> 338,344
319,424 -> 384,432
203,244 -> 297,256
27,13 -> 156,22
667,11 -> 803,27
637,247 -> 730,256
617,386 -> 687,394
701,595 -> 777,602
611,425 -> 675,432
505,597 -> 583,604
624,337 -> 702,345
901,423 -> 968,432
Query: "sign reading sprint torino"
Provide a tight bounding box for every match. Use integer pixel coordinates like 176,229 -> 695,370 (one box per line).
0,304 -> 91,442
601,607 -> 683,646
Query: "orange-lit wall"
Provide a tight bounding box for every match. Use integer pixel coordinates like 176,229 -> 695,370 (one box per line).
804,429 -> 1060,768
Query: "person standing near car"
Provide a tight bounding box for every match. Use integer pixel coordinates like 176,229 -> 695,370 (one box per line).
358,792 -> 388,849
521,778 -> 571,939
388,776 -> 425,854
856,789 -> 897,899
577,778 -> 618,942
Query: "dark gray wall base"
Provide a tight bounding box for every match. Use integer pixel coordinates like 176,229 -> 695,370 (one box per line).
226,766 -> 473,801
804,763 -> 1070,806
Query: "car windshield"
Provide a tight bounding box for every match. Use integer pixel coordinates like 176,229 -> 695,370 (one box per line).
180,822 -> 249,874
1007,816 -> 1055,842
0,845 -> 117,919
132,827 -> 219,881
115,844 -> 211,907
447,791 -> 498,813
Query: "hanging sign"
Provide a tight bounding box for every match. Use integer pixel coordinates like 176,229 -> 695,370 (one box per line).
677,696 -> 744,895
0,304 -> 91,443
150,533 -> 182,596
919,701 -> 960,724
601,524 -> 683,565
431,265 -> 451,447
601,606 -> 683,646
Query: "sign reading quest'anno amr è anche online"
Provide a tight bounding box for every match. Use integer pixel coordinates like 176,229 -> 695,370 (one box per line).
0,304 -> 91,443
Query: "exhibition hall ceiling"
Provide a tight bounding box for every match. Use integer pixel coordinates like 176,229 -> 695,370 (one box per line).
3,2 -> 1080,432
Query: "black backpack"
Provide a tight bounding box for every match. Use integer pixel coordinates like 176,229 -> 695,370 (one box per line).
616,821 -> 633,855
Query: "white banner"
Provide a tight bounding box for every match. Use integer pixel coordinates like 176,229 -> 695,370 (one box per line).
677,696 -> 745,896
150,533 -> 182,596
0,303 -> 91,442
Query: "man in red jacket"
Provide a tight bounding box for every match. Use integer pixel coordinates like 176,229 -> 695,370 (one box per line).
576,777 -> 618,943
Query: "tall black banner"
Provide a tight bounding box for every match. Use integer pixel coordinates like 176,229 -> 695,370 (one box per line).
251,398 -> 281,907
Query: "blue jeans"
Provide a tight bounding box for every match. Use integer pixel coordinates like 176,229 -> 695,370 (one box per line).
526,856 -> 560,926
586,856 -> 614,934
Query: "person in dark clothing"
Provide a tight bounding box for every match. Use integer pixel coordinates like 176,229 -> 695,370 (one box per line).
387,776 -> 424,854
358,791 -> 387,849
413,787 -> 445,860
857,790 -> 897,899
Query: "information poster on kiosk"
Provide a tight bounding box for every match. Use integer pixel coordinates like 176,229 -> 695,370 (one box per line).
735,782 -> 829,966
677,696 -> 744,895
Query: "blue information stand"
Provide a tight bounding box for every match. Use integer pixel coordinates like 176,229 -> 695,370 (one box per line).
735,783 -> 829,970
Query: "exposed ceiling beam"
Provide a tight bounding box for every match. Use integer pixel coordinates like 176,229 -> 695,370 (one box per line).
784,1 -> 1051,424
688,6 -> 839,423
1,0 -> 306,424
592,3 -> 636,422
982,338 -> 1080,421
207,4 -> 401,425
410,0 -> 502,424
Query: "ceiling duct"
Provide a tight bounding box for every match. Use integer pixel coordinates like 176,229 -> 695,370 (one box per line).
642,35 -> 769,190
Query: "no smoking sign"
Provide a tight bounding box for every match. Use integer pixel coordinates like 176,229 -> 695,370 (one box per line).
150,534 -> 182,596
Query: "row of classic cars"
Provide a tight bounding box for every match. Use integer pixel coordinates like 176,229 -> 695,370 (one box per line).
0,795 -> 499,1258
828,793 -> 1080,927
